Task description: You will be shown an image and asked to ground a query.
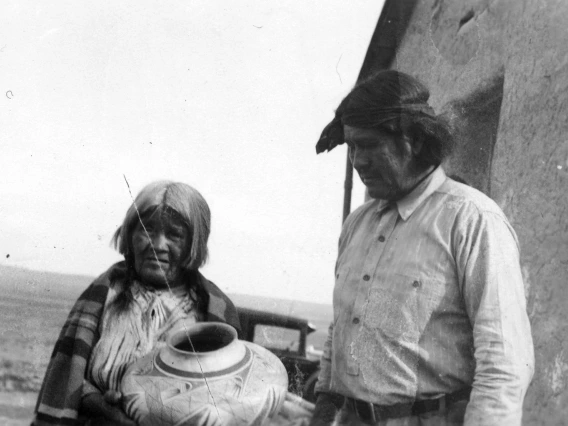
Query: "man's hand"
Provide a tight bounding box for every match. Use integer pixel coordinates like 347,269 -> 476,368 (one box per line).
308,392 -> 343,426
81,390 -> 136,426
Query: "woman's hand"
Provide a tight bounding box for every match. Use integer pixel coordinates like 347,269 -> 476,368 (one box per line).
81,390 -> 136,426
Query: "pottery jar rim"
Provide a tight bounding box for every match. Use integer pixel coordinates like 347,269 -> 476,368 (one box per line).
158,322 -> 248,377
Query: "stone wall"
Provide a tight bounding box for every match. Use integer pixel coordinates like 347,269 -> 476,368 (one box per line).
382,0 -> 568,423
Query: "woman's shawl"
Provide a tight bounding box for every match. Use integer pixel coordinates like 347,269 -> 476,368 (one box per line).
32,262 -> 241,426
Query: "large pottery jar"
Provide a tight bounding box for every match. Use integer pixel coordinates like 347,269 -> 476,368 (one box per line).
121,322 -> 289,426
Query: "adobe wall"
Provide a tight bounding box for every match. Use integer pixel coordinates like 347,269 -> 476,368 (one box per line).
390,0 -> 568,423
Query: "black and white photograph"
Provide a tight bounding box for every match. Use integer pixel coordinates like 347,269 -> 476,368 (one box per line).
1,0 -> 565,425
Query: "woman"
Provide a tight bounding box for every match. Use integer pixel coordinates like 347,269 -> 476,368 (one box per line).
33,181 -> 241,426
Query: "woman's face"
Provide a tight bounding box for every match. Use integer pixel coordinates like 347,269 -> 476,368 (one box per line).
131,209 -> 190,289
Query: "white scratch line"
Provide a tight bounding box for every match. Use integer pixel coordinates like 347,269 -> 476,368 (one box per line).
336,54 -> 343,84
39,28 -> 61,41
122,174 -> 221,419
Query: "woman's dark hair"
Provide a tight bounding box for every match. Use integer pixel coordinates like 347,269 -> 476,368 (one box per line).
317,70 -> 455,169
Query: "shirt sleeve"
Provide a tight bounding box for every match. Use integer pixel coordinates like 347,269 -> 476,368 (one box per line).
314,322 -> 334,394
314,211 -> 359,396
454,207 -> 534,426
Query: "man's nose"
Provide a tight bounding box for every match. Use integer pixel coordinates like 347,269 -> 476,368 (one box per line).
351,148 -> 370,170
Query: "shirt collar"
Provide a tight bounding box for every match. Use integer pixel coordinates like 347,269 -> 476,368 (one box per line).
376,167 -> 447,221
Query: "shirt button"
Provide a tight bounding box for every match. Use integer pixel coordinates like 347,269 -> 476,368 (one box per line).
363,275 -> 370,281
412,280 -> 421,288
352,317 -> 360,324
378,235 -> 386,242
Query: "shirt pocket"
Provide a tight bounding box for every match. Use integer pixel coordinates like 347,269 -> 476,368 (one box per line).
364,273 -> 444,341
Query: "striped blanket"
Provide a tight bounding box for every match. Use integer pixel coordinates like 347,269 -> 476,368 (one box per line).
32,262 -> 241,426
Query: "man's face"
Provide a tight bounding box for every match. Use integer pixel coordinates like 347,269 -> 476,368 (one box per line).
132,210 -> 189,289
345,125 -> 417,201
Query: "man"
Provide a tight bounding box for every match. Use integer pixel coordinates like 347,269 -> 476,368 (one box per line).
311,70 -> 534,425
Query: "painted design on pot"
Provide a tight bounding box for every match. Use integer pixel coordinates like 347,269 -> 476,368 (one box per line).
121,322 -> 289,426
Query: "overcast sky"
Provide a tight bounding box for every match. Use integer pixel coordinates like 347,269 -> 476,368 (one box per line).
0,0 -> 384,304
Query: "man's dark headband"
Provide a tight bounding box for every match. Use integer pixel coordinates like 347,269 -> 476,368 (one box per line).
315,103 -> 435,154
